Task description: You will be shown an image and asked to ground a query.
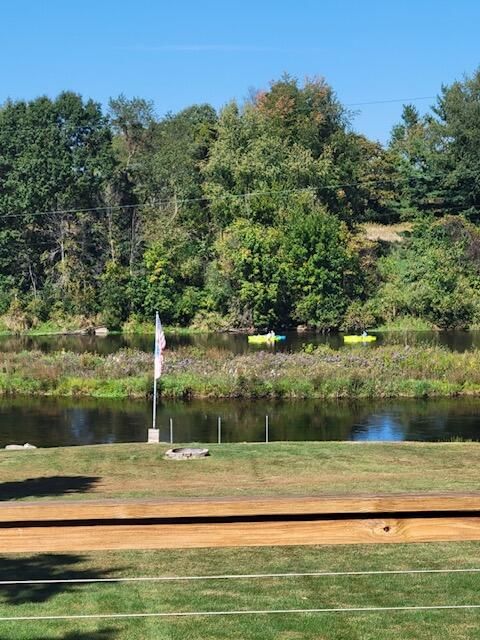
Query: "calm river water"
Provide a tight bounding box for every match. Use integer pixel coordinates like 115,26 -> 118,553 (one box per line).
1,329 -> 480,354
2,331 -> 480,447
2,396 -> 480,448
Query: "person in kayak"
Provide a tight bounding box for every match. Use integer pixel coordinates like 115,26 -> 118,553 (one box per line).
267,330 -> 276,339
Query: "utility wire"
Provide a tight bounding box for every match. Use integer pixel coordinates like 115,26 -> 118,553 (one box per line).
1,604 -> 480,622
0,95 -> 437,136
0,173 -> 452,221
346,96 -> 435,107
1,567 -> 480,585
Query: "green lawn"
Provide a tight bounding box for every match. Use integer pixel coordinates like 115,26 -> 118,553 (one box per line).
1,442 -> 480,638
0,543 -> 479,639
1,441 -> 480,501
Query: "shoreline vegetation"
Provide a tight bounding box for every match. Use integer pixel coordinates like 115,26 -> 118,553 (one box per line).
1,344 -> 480,399
0,314 -> 446,337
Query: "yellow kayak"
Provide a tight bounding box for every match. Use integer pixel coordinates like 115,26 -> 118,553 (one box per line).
248,335 -> 286,343
344,335 -> 377,343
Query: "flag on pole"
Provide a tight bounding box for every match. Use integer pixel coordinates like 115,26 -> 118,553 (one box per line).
154,312 -> 166,379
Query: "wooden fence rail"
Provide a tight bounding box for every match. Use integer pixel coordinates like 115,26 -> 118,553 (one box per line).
2,493 -> 480,553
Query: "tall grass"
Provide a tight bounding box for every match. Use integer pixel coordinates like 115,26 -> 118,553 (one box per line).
1,344 -> 480,399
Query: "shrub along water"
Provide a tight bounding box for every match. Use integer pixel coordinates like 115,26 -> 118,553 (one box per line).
1,345 -> 480,399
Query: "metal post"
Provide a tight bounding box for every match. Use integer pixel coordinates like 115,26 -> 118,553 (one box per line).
265,415 -> 269,443
218,416 -> 222,444
152,377 -> 157,429
169,418 -> 173,444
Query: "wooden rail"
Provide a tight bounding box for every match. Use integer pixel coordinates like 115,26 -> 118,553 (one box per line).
1,494 -> 480,553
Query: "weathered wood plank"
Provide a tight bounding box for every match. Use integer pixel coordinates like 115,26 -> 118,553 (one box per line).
1,493 -> 480,522
2,517 -> 480,553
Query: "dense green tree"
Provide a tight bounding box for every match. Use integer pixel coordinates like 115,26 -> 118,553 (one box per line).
203,100 -> 327,228
325,131 -> 399,224
137,105 -> 217,238
0,92 -> 114,313
389,104 -> 442,218
142,226 -> 205,325
389,69 -> 480,221
430,69 -> 480,219
108,95 -> 156,276
204,77 -> 398,230
251,74 -> 346,156
283,206 -> 359,329
99,261 -> 131,329
373,217 -> 480,329
1,71 -> 480,332
212,219 -> 289,328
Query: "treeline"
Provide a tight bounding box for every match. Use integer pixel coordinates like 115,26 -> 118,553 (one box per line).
1,70 -> 480,332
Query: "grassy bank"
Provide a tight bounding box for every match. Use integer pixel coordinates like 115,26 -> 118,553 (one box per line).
1,441 -> 480,501
1,344 -> 480,399
0,317 -> 207,337
372,316 -> 435,332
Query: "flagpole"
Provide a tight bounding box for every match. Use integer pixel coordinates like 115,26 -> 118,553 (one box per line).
152,311 -> 159,430
149,312 -> 165,442
152,375 -> 157,430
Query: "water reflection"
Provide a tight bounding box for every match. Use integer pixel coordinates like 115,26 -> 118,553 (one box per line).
0,329 -> 479,355
1,397 -> 480,447
351,415 -> 406,441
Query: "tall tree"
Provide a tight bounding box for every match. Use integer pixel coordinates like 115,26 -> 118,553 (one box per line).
0,92 -> 114,313
430,69 -> 480,219
137,104 -> 217,239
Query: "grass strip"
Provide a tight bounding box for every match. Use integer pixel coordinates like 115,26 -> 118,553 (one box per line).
1,441 -> 480,501
0,544 -> 480,638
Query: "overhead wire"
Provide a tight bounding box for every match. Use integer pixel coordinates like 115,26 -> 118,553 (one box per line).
1,567 -> 480,585
0,172 -> 458,221
0,91 -> 469,224
346,96 -> 435,106
1,603 -> 480,622
0,94 -> 438,136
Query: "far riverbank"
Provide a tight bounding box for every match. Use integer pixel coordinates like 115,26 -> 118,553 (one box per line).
0,345 -> 480,399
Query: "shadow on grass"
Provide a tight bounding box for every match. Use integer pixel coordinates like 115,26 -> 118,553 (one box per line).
0,554 -> 123,605
23,631 -> 117,640
0,476 -> 100,500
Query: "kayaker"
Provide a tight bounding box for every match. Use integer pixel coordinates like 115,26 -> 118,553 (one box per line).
267,330 -> 275,339
361,330 -> 368,337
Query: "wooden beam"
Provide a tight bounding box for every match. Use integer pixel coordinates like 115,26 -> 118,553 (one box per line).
1,494 -> 480,553
2,517 -> 480,553
2,493 -> 480,522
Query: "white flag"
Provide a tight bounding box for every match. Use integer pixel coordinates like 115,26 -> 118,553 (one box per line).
154,313 -> 166,379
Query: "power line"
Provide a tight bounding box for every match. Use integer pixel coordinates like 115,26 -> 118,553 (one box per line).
1,603 -> 480,622
346,96 -> 435,107
1,567 -> 479,585
0,174 -> 444,221
0,95 -> 438,136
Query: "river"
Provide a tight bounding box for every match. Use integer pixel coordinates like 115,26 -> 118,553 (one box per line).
2,331 -> 480,447
1,396 -> 480,447
1,329 -> 480,354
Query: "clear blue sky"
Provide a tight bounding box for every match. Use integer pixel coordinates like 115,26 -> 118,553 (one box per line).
1,0 -> 479,143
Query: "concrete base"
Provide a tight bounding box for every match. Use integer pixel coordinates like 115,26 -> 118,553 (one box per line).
147,428 -> 160,444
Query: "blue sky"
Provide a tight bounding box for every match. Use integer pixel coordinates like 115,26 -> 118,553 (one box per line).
1,0 -> 479,143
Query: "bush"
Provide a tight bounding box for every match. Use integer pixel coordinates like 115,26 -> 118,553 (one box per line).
341,301 -> 377,332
